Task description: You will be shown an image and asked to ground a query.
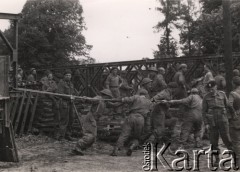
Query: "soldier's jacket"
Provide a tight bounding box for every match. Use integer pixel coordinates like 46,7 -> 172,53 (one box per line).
119,78 -> 132,97
81,96 -> 106,137
57,79 -> 78,96
122,95 -> 152,117
229,88 -> 240,129
215,75 -> 226,90
173,71 -> 186,88
57,79 -> 78,107
136,88 -> 150,99
105,74 -> 123,88
171,94 -> 202,120
203,71 -> 214,85
82,111 -> 97,137
202,91 -> 235,125
152,89 -> 173,110
151,74 -> 167,93
42,79 -> 58,92
27,74 -> 35,82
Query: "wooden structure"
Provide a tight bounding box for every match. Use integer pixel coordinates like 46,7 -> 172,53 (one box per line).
0,56 -> 18,162
5,53 -> 240,136
0,13 -> 22,88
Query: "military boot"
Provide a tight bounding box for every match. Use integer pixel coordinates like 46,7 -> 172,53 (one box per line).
71,148 -> 84,156
213,154 -> 220,168
110,146 -> 119,156
126,143 -> 137,156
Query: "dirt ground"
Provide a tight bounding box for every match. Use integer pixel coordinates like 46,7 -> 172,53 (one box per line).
0,135 -> 233,172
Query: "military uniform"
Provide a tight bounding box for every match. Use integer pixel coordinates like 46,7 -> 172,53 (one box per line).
119,78 -> 132,97
105,73 -> 122,98
150,74 -> 167,97
74,96 -> 105,154
150,88 -> 174,142
202,89 -> 233,152
112,95 -> 152,156
170,92 -> 203,146
57,79 -> 78,139
42,79 -> 58,92
228,78 -> 240,166
173,71 -> 187,99
214,74 -> 226,91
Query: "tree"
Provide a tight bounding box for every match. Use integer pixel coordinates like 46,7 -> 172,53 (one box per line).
154,36 -> 178,58
2,0 -> 93,68
187,0 -> 240,55
179,0 -> 200,56
200,0 -> 222,13
154,0 -> 180,58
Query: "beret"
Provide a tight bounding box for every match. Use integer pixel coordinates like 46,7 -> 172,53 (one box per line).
206,80 -> 216,88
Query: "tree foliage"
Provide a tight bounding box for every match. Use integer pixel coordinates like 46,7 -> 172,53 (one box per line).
154,0 -> 240,57
154,0 -> 180,58
1,0 -> 93,68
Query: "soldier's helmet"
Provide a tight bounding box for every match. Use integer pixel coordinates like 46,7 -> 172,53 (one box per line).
148,67 -> 158,72
191,88 -> 199,94
100,89 -> 113,98
233,69 -> 240,76
206,79 -> 216,88
141,78 -> 152,86
158,67 -> 165,72
110,67 -> 118,72
233,76 -> 240,86
138,89 -> 148,96
179,63 -> 187,70
64,69 -> 72,75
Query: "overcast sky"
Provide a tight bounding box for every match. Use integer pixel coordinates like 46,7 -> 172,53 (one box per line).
0,0 -> 163,62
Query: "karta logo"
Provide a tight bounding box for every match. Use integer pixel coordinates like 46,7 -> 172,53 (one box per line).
142,142 -> 239,171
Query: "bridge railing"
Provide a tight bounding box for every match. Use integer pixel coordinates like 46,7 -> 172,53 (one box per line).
36,54 -> 240,97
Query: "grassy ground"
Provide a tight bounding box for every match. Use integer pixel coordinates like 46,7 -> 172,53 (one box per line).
0,135 -> 233,172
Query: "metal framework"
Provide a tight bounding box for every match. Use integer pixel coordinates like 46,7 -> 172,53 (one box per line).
37,53 -> 240,97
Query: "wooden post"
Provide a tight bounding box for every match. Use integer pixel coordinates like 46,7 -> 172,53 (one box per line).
223,0 -> 233,95
0,56 -> 19,162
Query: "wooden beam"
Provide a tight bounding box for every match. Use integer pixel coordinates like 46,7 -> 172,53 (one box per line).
0,13 -> 22,20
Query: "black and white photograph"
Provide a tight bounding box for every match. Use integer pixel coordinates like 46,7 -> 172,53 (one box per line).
0,0 -> 240,171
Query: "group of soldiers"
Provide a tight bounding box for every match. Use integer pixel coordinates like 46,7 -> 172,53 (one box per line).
17,64 -> 240,167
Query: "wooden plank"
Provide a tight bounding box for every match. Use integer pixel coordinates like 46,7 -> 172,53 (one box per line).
27,93 -> 39,132
10,95 -> 20,122
14,91 -> 26,133
19,92 -> 32,135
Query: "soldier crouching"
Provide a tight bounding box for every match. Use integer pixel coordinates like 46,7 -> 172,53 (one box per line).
71,89 -> 113,156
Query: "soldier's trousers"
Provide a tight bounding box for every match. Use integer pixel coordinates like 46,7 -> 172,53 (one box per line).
208,113 -> 233,151
179,118 -> 202,144
110,87 -> 120,98
116,113 -> 144,148
57,101 -> 75,138
151,105 -> 166,141
230,127 -> 240,167
75,133 -> 95,151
